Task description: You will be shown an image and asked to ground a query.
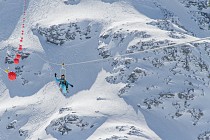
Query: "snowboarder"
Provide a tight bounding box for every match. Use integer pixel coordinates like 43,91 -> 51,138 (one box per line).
55,73 -> 73,94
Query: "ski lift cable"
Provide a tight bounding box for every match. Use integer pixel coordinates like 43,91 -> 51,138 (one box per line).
66,36 -> 210,66
33,29 -> 101,65
35,36 -> 210,67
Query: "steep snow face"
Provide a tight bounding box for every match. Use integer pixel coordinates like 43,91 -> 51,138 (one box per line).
94,1 -> 210,139
0,0 -> 26,41
0,71 -> 161,140
132,0 -> 210,37
177,0 -> 210,30
97,15 -> 210,139
0,82 -> 65,140
0,0 -> 210,140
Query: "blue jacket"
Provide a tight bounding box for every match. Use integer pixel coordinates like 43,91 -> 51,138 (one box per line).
55,77 -> 72,86
55,77 -> 72,94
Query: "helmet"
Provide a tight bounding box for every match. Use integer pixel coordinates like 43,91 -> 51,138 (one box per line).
61,74 -> 65,79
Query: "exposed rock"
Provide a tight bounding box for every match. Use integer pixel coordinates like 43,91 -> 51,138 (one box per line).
63,0 -> 80,5
6,120 -> 17,129
36,21 -> 97,45
198,131 -> 210,140
19,129 -> 29,137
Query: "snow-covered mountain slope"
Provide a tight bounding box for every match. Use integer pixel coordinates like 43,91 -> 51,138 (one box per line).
0,0 -> 210,140
0,0 -> 26,41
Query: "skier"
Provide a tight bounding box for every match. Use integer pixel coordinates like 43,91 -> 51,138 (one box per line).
55,73 -> 73,94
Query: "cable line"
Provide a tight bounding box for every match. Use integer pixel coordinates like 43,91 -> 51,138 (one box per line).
35,36 -> 210,66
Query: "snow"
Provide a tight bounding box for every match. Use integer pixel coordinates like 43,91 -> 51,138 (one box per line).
0,0 -> 25,42
0,0 -> 210,139
157,0 -> 210,37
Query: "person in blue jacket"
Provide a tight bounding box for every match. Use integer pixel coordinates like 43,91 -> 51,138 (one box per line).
55,73 -> 73,94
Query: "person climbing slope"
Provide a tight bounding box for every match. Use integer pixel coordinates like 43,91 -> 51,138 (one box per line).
55,73 -> 73,95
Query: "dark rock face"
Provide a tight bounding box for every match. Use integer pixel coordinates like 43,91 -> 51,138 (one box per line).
5,46 -> 30,65
178,0 -> 210,30
19,129 -> 29,137
6,120 -> 17,129
63,0 -> 80,5
35,21 -> 98,46
101,0 -> 119,4
198,131 -> 210,140
48,115 -> 86,135
98,125 -> 150,140
46,114 -> 102,136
